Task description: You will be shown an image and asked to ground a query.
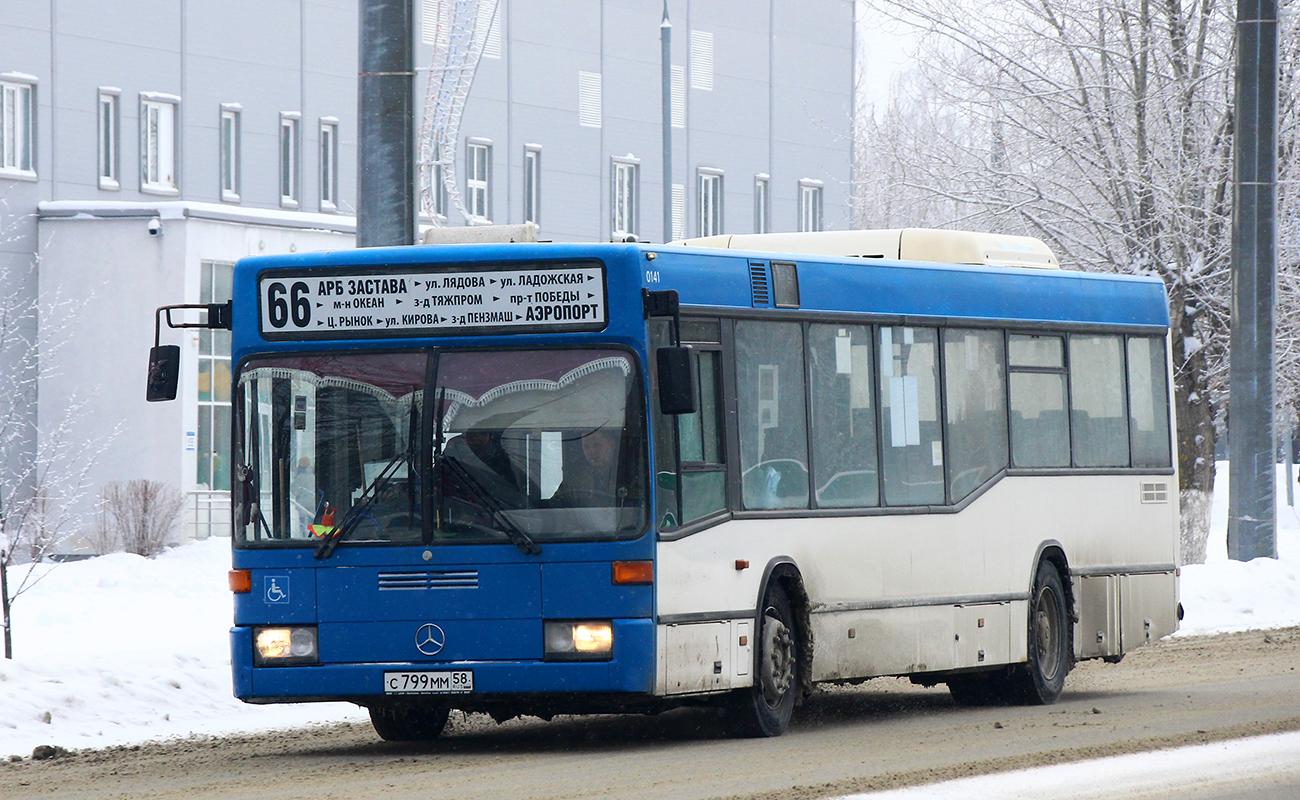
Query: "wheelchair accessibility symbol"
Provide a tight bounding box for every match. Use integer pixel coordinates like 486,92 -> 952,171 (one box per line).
264,575 -> 290,604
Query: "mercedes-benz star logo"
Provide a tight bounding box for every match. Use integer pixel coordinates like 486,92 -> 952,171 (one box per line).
415,623 -> 446,656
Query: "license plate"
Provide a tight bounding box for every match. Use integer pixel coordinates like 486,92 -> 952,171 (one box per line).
383,670 -> 474,694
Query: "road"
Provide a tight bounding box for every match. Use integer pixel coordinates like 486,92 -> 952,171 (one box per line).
3,628 -> 1298,800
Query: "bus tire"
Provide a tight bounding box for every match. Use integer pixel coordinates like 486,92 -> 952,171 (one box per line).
1007,560 -> 1070,705
726,582 -> 798,737
368,703 -> 450,742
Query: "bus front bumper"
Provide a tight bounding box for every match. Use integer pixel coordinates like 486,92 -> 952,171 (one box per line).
231,618 -> 655,702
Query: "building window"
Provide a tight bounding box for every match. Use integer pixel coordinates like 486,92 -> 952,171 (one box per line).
198,261 -> 234,491
690,30 -> 714,90
754,174 -> 770,234
799,179 -> 824,232
140,95 -> 179,194
280,113 -> 300,207
98,89 -> 120,189
466,139 -> 491,222
431,161 -> 449,220
220,105 -> 240,202
523,145 -> 541,224
612,157 -> 639,238
578,71 -> 601,128
320,118 -> 338,211
697,168 -> 723,237
0,78 -> 35,178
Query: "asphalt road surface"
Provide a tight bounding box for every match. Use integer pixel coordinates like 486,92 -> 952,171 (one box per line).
3,628 -> 1298,800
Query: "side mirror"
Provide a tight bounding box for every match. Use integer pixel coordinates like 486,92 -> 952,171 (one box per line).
146,345 -> 180,402
656,346 -> 696,415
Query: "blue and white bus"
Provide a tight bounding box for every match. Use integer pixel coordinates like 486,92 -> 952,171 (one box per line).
150,228 -> 1179,739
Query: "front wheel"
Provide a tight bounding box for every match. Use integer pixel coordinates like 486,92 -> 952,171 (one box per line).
726,582 -> 799,737
369,703 -> 450,742
1006,560 -> 1070,704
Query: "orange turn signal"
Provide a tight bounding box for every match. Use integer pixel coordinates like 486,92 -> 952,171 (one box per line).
229,569 -> 252,593
612,560 -> 654,585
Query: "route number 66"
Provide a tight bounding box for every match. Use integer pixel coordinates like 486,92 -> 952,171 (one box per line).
267,281 -> 312,328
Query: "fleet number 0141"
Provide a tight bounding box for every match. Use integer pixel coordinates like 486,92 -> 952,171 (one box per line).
383,670 -> 474,694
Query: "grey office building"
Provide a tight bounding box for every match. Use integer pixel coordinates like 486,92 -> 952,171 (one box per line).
0,0 -> 853,547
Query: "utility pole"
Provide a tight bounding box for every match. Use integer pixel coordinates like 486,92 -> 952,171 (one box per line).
358,0 -> 416,248
1227,0 -> 1279,560
661,3 -> 673,244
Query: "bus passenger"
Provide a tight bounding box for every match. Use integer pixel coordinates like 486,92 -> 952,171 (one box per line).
552,427 -> 625,507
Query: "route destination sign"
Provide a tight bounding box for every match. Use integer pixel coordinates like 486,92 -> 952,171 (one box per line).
258,264 -> 606,338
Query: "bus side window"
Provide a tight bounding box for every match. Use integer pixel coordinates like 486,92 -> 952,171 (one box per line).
879,326 -> 943,506
1127,336 -> 1172,468
1008,334 -> 1070,468
736,320 -> 810,510
652,319 -> 729,529
809,323 -> 878,508
1069,335 -> 1129,467
678,349 -> 726,522
650,320 -> 681,527
943,329 -> 1008,502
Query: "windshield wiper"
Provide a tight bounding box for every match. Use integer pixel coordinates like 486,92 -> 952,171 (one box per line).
439,454 -> 541,556
314,450 -> 408,560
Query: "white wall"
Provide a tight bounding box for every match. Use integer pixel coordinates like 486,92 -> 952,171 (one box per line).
37,202 -> 353,550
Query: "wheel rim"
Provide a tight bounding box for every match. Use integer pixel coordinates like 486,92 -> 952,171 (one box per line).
1033,584 -> 1062,682
760,611 -> 794,707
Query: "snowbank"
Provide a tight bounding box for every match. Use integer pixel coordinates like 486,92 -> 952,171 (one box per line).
0,540 -> 366,757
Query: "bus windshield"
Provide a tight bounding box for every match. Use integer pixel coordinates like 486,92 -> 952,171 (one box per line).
235,348 -> 647,548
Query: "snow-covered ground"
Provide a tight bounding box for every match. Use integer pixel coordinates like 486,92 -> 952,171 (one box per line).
0,464 -> 1296,760
1177,462 -> 1300,635
838,730 -> 1300,800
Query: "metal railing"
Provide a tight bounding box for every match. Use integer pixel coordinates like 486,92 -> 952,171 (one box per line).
186,490 -> 231,540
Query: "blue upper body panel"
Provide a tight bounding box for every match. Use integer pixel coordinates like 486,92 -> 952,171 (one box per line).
231,241 -> 1169,361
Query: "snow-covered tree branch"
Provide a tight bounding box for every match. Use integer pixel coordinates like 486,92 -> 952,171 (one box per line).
855,0 -> 1299,562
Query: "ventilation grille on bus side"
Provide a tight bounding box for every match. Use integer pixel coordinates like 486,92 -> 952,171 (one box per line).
378,570 -> 479,590
750,262 -> 770,307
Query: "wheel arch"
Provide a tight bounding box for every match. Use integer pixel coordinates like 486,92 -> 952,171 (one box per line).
1030,540 -> 1076,624
755,556 -> 814,698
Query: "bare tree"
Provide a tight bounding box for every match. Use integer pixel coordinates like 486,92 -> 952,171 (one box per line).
857,0 -> 1300,562
1275,10 -> 1300,454
0,198 -> 113,659
99,480 -> 186,558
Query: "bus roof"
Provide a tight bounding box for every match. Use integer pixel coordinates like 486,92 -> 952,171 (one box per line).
673,229 -> 1060,270
233,240 -> 1169,345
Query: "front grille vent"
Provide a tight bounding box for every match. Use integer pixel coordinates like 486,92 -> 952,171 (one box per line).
378,570 -> 479,590
749,262 -> 771,307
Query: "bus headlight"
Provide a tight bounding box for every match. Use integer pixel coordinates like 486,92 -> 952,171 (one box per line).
253,626 -> 319,666
544,621 -> 613,661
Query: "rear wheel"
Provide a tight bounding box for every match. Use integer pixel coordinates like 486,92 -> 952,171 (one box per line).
726,582 -> 799,737
1006,560 -> 1070,704
368,703 -> 450,742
